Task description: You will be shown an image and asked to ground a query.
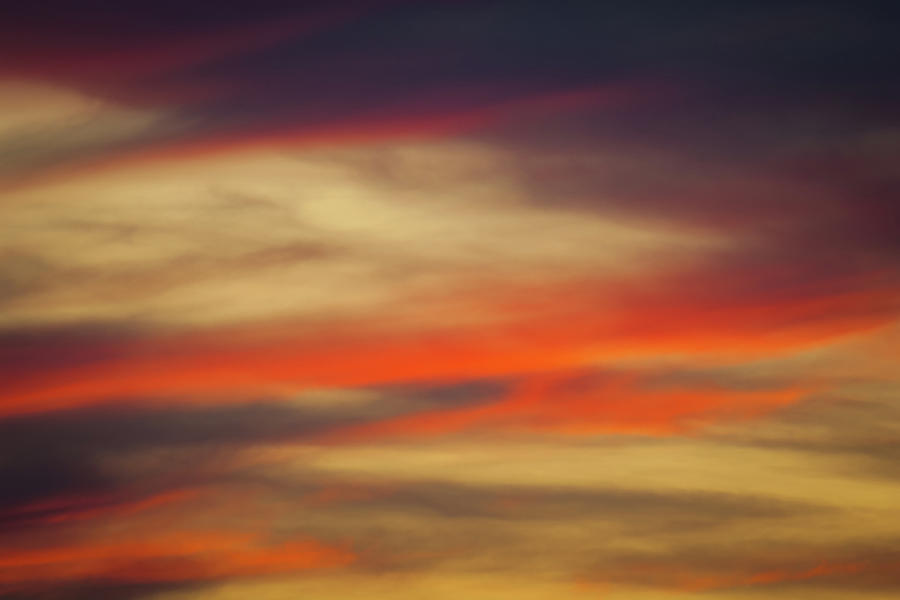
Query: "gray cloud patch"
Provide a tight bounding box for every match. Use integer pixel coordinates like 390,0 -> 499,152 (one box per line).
0,379 -> 506,528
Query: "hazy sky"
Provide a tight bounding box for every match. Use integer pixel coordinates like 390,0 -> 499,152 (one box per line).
1,2 -> 899,599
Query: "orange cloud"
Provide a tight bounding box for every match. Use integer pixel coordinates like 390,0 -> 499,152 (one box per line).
0,531 -> 353,586
2,488 -> 203,527
1,274 -> 895,420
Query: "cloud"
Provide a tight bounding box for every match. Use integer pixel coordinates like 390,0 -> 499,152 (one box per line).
2,262 -> 892,419
0,531 -> 353,591
1,2 -> 898,598
328,371 -> 813,439
287,436 -> 900,511
2,134 -> 893,421
0,81 -> 187,181
0,380 -> 503,529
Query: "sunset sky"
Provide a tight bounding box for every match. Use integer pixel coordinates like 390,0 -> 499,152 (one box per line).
1,2 -> 899,599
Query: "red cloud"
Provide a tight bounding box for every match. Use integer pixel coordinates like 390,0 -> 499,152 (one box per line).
326,371 -> 813,440
0,531 -> 354,587
2,271 -> 895,421
1,488 -> 203,528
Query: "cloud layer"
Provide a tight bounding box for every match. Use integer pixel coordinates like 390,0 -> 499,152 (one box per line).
1,1 -> 898,598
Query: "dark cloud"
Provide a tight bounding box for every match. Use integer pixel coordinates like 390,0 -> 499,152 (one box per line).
0,324 -> 147,390
0,390 -> 472,457
478,97 -> 900,261
0,450 -> 113,524
2,1 -> 896,179
0,379 -> 505,528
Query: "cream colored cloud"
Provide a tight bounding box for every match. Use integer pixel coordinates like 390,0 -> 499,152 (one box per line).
218,425 -> 900,596
230,411 -> 900,588
0,138 -> 729,329
145,573 -> 666,600
286,437 -> 900,511
0,80 -> 179,177
143,565 -> 899,600
0,81 -> 110,133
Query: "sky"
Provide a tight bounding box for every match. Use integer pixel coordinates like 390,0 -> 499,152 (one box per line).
1,1 -> 899,598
